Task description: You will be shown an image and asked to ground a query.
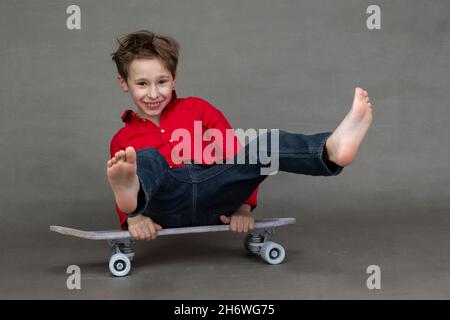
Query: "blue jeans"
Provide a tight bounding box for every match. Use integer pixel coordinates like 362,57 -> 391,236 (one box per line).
129,130 -> 343,228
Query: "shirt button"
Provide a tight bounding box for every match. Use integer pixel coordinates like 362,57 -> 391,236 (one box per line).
169,139 -> 173,142
169,165 -> 173,168
161,129 -> 165,133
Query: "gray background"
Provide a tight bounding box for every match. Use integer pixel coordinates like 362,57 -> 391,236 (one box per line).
0,0 -> 449,299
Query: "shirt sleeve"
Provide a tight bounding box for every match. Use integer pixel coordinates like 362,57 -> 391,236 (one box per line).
196,98 -> 259,211
110,133 -> 129,230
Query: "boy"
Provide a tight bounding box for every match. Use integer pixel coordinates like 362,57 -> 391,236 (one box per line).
107,30 -> 373,241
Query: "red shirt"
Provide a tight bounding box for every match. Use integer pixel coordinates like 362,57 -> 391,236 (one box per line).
110,91 -> 259,229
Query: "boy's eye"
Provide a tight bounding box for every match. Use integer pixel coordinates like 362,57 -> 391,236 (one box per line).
136,81 -> 167,85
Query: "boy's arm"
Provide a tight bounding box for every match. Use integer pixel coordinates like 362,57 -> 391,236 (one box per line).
197,98 -> 259,211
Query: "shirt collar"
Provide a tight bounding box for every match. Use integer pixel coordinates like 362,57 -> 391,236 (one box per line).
121,90 -> 178,123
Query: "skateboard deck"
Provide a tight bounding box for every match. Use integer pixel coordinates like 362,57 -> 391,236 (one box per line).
50,217 -> 296,240
50,217 -> 296,276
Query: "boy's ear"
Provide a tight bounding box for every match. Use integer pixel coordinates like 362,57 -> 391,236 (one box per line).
117,75 -> 129,92
172,74 -> 177,89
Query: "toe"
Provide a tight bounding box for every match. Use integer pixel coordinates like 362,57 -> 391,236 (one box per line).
355,87 -> 365,101
116,150 -> 126,161
125,146 -> 137,164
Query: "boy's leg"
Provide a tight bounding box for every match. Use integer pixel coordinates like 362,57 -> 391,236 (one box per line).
107,147 -> 169,217
141,167 -> 194,228
128,148 -> 171,217
200,86 -> 373,221
192,130 -> 343,225
241,129 -> 344,176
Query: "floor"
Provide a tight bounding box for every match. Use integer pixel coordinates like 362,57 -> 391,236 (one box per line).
3,207 -> 450,299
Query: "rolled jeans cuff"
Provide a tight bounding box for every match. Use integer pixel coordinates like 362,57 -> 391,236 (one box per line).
319,132 -> 344,176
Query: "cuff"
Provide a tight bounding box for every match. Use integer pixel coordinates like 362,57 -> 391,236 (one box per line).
319,133 -> 344,176
125,177 -> 148,218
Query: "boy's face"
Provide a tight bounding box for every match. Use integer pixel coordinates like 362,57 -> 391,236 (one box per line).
118,58 -> 176,124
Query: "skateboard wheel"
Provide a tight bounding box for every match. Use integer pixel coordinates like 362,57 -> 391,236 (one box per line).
109,253 -> 131,277
260,241 -> 285,265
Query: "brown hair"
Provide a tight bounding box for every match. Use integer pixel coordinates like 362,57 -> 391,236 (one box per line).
111,30 -> 179,82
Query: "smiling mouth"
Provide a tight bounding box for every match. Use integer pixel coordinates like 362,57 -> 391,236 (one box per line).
144,101 -> 162,108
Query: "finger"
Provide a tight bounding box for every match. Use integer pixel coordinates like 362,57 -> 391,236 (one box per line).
244,218 -> 250,232
134,223 -> 146,241
249,218 -> 255,231
234,216 -> 240,233
244,218 -> 250,233
148,223 -> 157,240
132,227 -> 143,241
237,217 -> 244,233
239,217 -> 248,232
241,217 -> 247,233
242,219 -> 248,233
220,215 -> 230,224
155,223 -> 163,231
230,217 -> 237,232
145,223 -> 156,240
129,228 -> 139,240
137,225 -> 147,241
142,224 -> 152,241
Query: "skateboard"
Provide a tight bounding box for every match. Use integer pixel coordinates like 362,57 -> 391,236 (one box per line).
50,217 -> 296,277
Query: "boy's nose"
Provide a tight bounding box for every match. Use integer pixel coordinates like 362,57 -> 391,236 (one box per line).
147,86 -> 158,99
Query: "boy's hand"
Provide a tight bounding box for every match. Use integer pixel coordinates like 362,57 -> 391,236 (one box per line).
127,214 -> 162,241
219,205 -> 255,233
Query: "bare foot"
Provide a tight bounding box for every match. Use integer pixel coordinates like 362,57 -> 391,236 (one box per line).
325,87 -> 373,167
107,146 -> 140,214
